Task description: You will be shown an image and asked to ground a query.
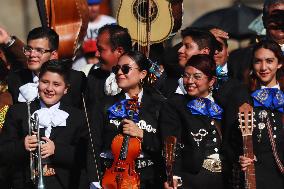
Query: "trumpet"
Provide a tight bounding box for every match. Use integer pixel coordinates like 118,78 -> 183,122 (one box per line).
27,102 -> 45,189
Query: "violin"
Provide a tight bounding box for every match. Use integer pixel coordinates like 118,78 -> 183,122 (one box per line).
102,96 -> 141,189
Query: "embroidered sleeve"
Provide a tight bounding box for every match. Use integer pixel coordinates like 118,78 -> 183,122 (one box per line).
0,105 -> 9,130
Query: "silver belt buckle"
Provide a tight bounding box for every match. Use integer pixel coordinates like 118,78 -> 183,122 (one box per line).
202,158 -> 222,173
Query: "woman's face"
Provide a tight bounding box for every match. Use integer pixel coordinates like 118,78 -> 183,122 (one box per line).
183,66 -> 215,98
253,48 -> 282,87
38,71 -> 68,107
115,55 -> 147,91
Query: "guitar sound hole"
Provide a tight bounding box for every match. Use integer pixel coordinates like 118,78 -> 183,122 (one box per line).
133,0 -> 158,23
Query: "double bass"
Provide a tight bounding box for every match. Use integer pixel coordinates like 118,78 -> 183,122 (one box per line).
36,0 -> 89,59
102,96 -> 141,189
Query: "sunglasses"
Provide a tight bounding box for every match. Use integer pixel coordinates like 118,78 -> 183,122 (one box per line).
112,64 -> 139,75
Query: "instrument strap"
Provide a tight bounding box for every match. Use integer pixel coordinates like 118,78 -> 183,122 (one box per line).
266,116 -> 284,174
82,94 -> 101,181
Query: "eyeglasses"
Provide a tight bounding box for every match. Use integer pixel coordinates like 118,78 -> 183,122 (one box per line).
112,64 -> 139,75
23,46 -> 53,56
182,72 -> 207,81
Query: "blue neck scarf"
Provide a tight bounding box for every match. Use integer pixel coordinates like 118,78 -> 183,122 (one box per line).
107,99 -> 139,122
187,98 -> 223,120
215,66 -> 228,90
251,88 -> 284,113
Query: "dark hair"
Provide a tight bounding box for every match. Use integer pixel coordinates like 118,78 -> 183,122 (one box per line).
245,39 -> 284,91
39,60 -> 70,86
121,50 -> 151,85
181,27 -> 222,57
185,54 -> 216,80
98,24 -> 132,52
263,0 -> 284,20
27,27 -> 59,51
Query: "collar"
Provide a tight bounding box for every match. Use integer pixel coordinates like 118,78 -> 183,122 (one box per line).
279,44 -> 284,52
125,88 -> 143,102
261,84 -> 280,90
32,72 -> 39,83
205,93 -> 214,102
175,77 -> 187,95
216,63 -> 228,75
221,63 -> 228,73
33,100 -> 69,138
104,72 -> 122,96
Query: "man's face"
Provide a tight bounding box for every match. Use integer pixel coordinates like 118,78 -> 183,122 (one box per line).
214,38 -> 228,66
25,38 -> 56,73
266,3 -> 284,44
178,36 -> 202,68
96,31 -> 122,72
88,4 -> 100,21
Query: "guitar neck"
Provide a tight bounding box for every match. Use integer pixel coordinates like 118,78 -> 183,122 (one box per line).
164,136 -> 177,187
166,164 -> 174,187
243,135 -> 256,189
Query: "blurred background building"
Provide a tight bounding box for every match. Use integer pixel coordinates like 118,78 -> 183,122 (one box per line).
0,0 -> 263,49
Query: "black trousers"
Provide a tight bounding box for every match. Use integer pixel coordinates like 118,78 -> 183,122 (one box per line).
178,168 -> 224,189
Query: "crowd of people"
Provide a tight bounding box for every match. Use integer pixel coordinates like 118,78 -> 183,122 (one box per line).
0,0 -> 283,189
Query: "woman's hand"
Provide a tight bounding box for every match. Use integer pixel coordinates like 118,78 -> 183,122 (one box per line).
122,119 -> 143,138
41,137 -> 55,158
24,135 -> 38,152
239,155 -> 254,171
164,180 -> 178,189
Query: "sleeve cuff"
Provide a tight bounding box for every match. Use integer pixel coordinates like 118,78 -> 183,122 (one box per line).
173,176 -> 183,187
4,36 -> 16,48
90,182 -> 101,189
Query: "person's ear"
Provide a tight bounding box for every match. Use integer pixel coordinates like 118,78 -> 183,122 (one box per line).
115,47 -> 124,57
200,47 -> 210,55
50,50 -> 58,60
140,70 -> 147,80
209,76 -> 216,88
63,84 -> 69,95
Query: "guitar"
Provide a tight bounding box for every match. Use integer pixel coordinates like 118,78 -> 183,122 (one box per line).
117,0 -> 183,57
238,103 -> 256,189
164,136 -> 177,187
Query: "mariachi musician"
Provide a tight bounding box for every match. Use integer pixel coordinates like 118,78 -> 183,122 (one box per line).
1,0 -> 89,109
160,54 -> 225,189
90,51 -> 165,189
223,40 -> 284,189
0,60 -> 91,189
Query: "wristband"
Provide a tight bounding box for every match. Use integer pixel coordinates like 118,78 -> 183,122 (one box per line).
4,36 -> 16,48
